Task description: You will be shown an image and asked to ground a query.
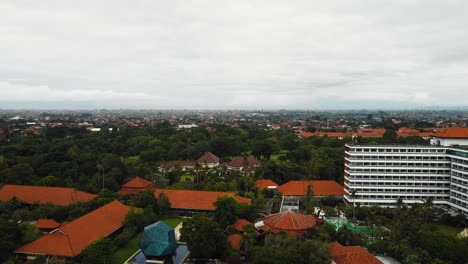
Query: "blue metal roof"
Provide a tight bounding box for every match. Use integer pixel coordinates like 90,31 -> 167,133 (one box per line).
140,221 -> 177,257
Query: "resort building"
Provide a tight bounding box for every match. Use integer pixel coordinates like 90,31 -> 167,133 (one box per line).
15,200 -> 131,263
154,189 -> 251,216
344,128 -> 468,215
254,210 -> 322,236
0,185 -> 97,206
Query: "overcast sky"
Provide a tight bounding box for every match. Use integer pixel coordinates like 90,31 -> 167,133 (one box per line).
1,1 -> 467,109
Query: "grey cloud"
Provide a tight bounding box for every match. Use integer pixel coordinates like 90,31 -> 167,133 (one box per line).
0,0 -> 467,109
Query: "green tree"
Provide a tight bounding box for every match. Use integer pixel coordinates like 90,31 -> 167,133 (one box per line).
81,237 -> 114,264
214,196 -> 240,227
180,213 -> 226,259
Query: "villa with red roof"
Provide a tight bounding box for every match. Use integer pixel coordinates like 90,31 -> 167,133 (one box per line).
278,180 -> 345,197
0,185 -> 97,206
119,177 -> 158,195
196,152 -> 220,168
329,242 -> 382,264
16,200 -> 131,263
154,189 -> 251,216
225,155 -> 261,172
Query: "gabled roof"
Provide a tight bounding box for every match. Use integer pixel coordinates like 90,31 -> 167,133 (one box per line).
119,177 -> 157,195
255,210 -> 318,236
16,200 -> 130,257
255,179 -> 278,190
329,242 -> 383,264
278,180 -> 345,196
0,185 -> 97,206
154,189 -> 251,211
34,219 -> 61,229
196,152 -> 220,164
226,156 -> 261,168
433,127 -> 468,138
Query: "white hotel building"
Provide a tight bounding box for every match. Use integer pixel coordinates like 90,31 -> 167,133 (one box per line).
344,128 -> 468,215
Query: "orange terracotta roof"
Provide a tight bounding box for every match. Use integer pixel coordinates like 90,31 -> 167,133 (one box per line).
196,152 -> 220,164
0,185 -> 97,206
397,127 -> 421,137
154,189 -> 251,211
354,128 -> 386,138
300,131 -> 347,138
16,200 -> 130,257
226,156 -> 261,168
329,242 -> 383,264
278,181 -> 345,196
118,177 -> 157,195
432,127 -> 468,138
255,179 -> 278,190
227,234 -> 242,251
34,219 -> 61,229
255,210 -> 318,236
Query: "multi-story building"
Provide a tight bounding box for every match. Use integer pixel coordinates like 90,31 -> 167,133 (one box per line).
344,128 -> 468,215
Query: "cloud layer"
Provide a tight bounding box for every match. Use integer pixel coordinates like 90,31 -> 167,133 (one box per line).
1,1 -> 467,109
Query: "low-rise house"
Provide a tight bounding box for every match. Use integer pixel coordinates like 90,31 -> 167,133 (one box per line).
15,200 -> 131,263
0,185 -> 97,206
119,177 -> 158,195
225,155 -> 261,172
159,160 -> 196,172
154,189 -> 251,216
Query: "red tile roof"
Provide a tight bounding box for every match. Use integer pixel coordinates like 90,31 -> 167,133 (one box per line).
16,200 -> 130,257
0,185 -> 97,206
227,234 -> 242,251
255,179 -> 278,190
354,128 -> 386,138
118,177 -> 158,195
226,156 -> 261,168
278,181 -> 345,196
231,219 -> 254,232
329,242 -> 383,264
433,127 -> 468,138
255,210 -> 319,236
154,189 -> 251,211
34,219 -> 61,229
196,152 -> 220,164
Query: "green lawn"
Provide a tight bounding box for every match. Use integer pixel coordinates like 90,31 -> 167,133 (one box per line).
270,150 -> 289,162
111,232 -> 142,264
180,175 -> 194,182
433,223 -> 462,237
162,218 -> 183,228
